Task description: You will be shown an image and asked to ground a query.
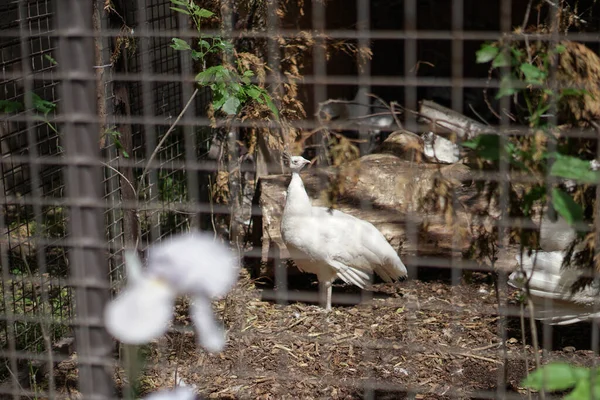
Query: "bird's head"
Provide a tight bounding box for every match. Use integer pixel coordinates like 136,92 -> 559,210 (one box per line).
283,153 -> 311,173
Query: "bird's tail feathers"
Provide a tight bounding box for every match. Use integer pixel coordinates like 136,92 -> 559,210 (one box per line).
379,255 -> 408,282
336,266 -> 370,289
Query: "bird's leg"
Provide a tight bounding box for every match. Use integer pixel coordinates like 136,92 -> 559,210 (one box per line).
319,280 -> 332,311
326,281 -> 332,311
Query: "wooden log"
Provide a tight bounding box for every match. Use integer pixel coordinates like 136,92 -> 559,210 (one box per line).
418,100 -> 497,140
246,133 -> 522,280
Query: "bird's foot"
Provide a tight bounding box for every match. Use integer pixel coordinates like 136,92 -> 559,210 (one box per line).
309,305 -> 331,314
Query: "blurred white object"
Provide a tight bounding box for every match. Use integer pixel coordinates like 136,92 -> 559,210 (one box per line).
143,378 -> 197,400
105,232 -> 239,352
422,132 -> 460,164
508,216 -> 600,325
144,386 -> 197,400
508,251 -> 600,325
280,155 -> 407,311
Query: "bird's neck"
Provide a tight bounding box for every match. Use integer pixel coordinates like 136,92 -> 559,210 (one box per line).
283,172 -> 312,216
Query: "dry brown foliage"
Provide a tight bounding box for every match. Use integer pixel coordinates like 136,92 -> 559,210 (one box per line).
195,0 -> 373,209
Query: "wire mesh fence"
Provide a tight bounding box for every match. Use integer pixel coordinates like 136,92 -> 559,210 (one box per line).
1,0 -> 600,398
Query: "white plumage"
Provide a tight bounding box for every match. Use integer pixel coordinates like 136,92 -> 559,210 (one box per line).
508,251 -> 600,324
508,216 -> 600,325
280,155 -> 407,310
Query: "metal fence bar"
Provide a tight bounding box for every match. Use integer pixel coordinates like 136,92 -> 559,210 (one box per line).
0,170 -> 19,400
176,10 -> 201,231
135,0 -> 160,247
16,4 -> 49,397
495,0 -> 513,396
55,0 -> 114,398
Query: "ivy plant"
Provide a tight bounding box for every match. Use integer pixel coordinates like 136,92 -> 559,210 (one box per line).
522,362 -> 600,400
169,0 -> 278,118
465,41 -> 596,229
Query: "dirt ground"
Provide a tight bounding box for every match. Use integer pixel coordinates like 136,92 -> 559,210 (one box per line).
77,268 -> 598,400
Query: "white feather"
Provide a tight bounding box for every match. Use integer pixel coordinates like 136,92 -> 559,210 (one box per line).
508,250 -> 600,325
538,216 -> 577,252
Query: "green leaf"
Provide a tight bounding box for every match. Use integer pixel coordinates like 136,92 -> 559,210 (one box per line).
462,134 -> 503,161
170,38 -> 191,51
552,188 -> 584,225
476,44 -> 499,64
44,54 -> 57,65
522,363 -> 588,392
170,0 -> 188,5
199,39 -> 211,50
214,66 -> 231,80
229,82 -> 243,95
31,93 -> 56,115
30,115 -> 58,133
170,6 -> 190,15
196,66 -> 226,85
496,75 -> 518,99
564,380 -> 592,400
221,96 -> 241,115
190,50 -> 203,60
549,153 -> 600,183
554,44 -> 567,54
0,99 -> 24,113
520,63 -> 546,83
212,93 -> 227,110
523,185 -> 546,216
529,103 -> 552,125
213,40 -> 234,53
262,93 -> 279,119
492,51 -> 511,68
245,86 -> 262,100
196,8 -> 214,18
510,47 -> 525,60
561,88 -> 587,97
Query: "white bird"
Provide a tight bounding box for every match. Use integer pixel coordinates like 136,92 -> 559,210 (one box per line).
508,216 -> 600,325
538,215 -> 577,252
280,154 -> 408,310
508,250 -> 600,325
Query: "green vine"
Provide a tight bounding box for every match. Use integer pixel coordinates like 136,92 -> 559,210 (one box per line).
169,0 -> 278,118
464,40 -> 598,231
